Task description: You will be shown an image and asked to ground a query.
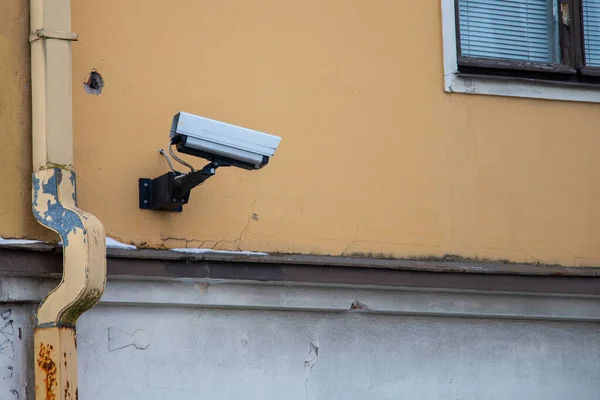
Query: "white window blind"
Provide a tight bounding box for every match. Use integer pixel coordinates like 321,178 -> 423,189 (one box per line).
458,0 -> 560,63
583,0 -> 600,66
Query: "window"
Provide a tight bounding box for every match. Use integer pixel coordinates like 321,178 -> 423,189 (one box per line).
459,0 -> 561,65
441,0 -> 600,102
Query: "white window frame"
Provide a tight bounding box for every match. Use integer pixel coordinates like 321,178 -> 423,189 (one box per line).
441,0 -> 600,103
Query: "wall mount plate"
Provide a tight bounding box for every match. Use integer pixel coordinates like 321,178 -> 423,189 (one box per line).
138,174 -> 187,212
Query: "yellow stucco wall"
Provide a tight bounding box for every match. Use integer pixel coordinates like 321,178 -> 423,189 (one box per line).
2,0 -> 600,266
0,0 -> 50,241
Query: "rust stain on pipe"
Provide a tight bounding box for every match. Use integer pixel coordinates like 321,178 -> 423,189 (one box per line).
37,343 -> 57,400
35,327 -> 79,400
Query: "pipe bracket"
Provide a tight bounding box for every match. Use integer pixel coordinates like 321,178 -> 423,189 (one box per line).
29,29 -> 78,43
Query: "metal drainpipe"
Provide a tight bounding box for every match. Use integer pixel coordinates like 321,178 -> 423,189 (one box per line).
30,0 -> 107,398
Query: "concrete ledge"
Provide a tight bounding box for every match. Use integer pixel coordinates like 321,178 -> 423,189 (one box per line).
2,276 -> 600,322
1,246 -> 600,295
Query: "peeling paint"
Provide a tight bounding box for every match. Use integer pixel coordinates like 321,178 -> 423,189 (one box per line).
33,170 -> 84,247
69,172 -> 77,206
33,167 -> 107,328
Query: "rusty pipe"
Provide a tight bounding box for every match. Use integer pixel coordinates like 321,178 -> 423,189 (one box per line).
30,0 -> 107,398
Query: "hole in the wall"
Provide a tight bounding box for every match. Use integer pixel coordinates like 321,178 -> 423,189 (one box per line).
84,69 -> 104,95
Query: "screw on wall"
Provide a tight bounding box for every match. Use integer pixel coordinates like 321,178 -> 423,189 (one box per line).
83,69 -> 104,95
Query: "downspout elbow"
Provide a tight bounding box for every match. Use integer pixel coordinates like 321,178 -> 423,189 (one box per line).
32,169 -> 106,327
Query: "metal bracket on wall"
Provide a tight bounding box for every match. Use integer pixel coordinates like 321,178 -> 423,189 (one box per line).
139,162 -> 218,212
29,29 -> 78,43
139,173 -> 187,212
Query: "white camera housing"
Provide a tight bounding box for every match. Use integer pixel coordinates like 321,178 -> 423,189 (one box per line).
170,112 -> 281,170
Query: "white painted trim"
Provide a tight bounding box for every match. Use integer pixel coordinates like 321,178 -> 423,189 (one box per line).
2,276 -> 600,322
441,0 -> 600,103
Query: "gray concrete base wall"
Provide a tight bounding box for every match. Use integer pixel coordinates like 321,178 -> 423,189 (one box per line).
2,276 -> 600,399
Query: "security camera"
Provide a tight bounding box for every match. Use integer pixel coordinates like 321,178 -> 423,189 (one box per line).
170,112 -> 281,170
139,112 -> 281,212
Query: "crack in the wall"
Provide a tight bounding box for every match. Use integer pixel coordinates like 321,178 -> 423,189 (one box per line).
108,234 -> 143,249
513,238 -> 539,264
275,207 -> 293,224
210,239 -> 239,250
186,239 -> 206,248
161,237 -> 206,249
303,342 -> 319,400
236,197 -> 258,251
16,5 -> 26,21
341,222 -> 360,256
159,236 -> 244,251
152,197 -> 259,251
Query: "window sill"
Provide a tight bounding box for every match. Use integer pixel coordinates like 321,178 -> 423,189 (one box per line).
444,72 -> 600,103
457,56 -> 577,75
